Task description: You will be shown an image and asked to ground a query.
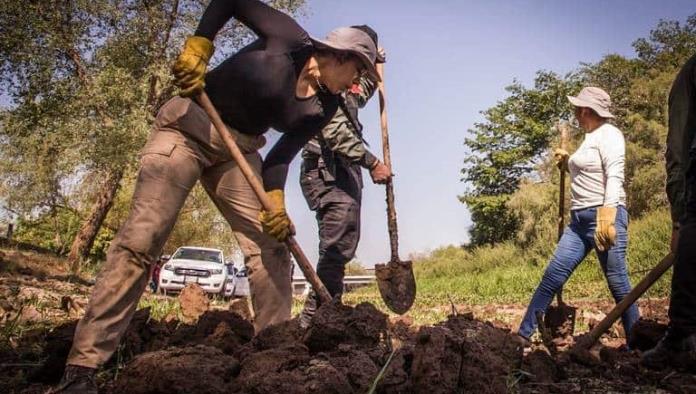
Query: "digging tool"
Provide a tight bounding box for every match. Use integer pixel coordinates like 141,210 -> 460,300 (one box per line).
542,121 -> 577,340
374,63 -> 416,315
574,253 -> 675,350
195,92 -> 332,304
555,121 -> 570,305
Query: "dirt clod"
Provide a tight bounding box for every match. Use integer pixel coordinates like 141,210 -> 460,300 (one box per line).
229,297 -> 253,321
303,301 -> 387,353
179,283 -> 209,323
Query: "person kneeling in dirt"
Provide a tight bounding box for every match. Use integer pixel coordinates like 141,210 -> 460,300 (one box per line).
641,54 -> 696,370
51,0 -> 381,392
298,26 -> 392,327
517,87 -> 640,346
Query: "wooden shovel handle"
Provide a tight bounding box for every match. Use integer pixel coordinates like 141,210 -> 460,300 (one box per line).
557,121 -> 570,241
195,93 -> 331,304
556,122 -> 570,305
377,63 -> 400,263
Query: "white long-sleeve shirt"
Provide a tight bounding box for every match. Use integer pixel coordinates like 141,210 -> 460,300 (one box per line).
568,123 -> 626,210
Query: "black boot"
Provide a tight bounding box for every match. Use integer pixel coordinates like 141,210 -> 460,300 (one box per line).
642,330 -> 696,371
49,365 -> 98,394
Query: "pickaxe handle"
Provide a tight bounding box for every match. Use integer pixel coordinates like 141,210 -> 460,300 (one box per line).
575,253 -> 675,349
195,92 -> 332,304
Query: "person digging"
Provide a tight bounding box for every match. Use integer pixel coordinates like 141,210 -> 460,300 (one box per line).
297,25 -> 392,328
50,0 -> 382,392
517,87 -> 640,347
641,53 -> 696,371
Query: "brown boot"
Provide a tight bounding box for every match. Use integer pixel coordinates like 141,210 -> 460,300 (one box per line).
48,365 -> 97,394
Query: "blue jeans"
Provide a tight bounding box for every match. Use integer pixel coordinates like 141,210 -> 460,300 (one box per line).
518,205 -> 640,341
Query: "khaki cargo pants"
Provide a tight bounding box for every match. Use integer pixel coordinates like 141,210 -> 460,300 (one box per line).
67,97 -> 292,368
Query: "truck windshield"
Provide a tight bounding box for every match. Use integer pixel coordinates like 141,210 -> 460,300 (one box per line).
172,248 -> 222,264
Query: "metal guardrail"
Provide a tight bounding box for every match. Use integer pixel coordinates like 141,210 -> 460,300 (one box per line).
291,275 -> 375,295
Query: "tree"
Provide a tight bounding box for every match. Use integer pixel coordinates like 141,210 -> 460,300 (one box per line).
460,71 -> 580,245
460,14 -> 696,248
0,0 -> 306,269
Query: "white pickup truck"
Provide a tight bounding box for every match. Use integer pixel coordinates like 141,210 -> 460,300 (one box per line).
158,246 -> 228,295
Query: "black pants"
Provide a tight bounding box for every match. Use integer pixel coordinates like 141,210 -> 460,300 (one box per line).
669,163 -> 696,335
300,157 -> 362,297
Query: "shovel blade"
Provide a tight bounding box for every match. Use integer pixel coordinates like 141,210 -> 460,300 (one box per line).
375,259 -> 416,314
545,302 -> 577,339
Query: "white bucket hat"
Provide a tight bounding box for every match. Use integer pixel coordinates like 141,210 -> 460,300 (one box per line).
567,87 -> 615,119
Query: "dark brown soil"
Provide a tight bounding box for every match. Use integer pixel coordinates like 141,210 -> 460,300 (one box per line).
110,345 -> 239,394
411,314 -> 522,394
4,285 -> 696,394
628,318 -> 668,351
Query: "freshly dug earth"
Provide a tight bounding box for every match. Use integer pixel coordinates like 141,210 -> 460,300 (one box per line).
2,249 -> 696,393
103,303 -> 531,394
6,297 -> 696,393
111,346 -> 239,394
411,313 -> 522,393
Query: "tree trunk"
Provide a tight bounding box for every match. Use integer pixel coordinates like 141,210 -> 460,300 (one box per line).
69,168 -> 124,272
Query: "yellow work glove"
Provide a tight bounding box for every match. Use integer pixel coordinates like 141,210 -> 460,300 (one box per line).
554,148 -> 569,171
595,206 -> 617,252
259,190 -> 294,241
172,36 -> 214,97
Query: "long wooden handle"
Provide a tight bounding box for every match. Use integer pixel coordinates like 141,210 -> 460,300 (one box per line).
577,253 -> 675,349
377,63 -> 400,263
556,122 -> 570,305
196,93 -> 331,304
557,121 -> 570,241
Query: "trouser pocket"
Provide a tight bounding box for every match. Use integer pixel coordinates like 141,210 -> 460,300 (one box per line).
300,163 -> 330,211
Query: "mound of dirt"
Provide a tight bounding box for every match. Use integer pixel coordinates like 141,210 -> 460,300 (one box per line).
110,345 -> 239,394
410,314 -> 522,394
303,301 -> 388,354
36,307 -> 253,386
13,282 -> 696,394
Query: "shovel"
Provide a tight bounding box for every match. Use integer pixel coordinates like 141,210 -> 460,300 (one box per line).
574,253 -> 675,350
374,63 -> 416,315
542,121 -> 577,340
195,92 -> 332,305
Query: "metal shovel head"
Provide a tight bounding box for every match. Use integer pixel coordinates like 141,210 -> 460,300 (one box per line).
545,301 -> 577,339
375,259 -> 416,314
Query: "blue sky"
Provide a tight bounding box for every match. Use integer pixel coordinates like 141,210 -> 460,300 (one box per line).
270,0 -> 695,267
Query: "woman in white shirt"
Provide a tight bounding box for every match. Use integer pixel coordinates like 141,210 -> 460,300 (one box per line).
518,87 -> 640,344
